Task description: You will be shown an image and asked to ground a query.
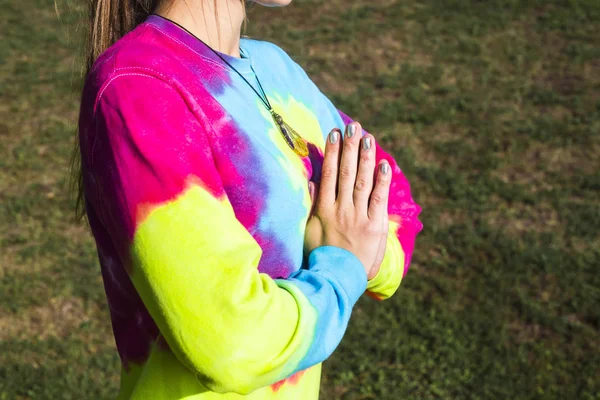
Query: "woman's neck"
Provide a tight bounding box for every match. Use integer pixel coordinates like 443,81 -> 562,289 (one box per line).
156,0 -> 245,57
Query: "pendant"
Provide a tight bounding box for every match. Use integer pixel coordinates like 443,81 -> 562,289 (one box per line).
271,111 -> 309,157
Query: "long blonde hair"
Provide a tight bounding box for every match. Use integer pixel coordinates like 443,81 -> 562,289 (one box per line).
71,0 -> 247,220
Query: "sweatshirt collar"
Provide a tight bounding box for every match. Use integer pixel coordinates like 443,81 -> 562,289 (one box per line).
146,14 -> 253,74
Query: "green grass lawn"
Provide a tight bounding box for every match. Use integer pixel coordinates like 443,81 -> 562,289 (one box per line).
1,0 -> 599,398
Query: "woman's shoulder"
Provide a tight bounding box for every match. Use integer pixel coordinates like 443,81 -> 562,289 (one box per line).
86,23 -> 184,96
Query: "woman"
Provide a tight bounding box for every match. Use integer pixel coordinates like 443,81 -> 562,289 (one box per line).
75,0 -> 423,398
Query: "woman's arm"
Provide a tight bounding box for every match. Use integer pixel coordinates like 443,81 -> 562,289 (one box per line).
84,73 -> 367,395
262,42 -> 423,300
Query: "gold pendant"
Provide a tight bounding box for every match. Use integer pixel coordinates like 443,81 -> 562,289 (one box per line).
271,111 -> 309,157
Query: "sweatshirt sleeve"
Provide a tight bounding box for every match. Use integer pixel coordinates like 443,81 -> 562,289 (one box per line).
86,73 -> 367,395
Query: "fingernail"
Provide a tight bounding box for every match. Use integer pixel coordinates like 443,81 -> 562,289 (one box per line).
329,129 -> 339,144
362,137 -> 371,151
380,163 -> 389,174
347,123 -> 357,138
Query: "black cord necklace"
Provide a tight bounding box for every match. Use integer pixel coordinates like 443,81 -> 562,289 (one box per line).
153,14 -> 309,157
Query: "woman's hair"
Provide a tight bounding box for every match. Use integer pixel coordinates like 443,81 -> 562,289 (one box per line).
86,0 -> 159,72
71,0 -> 247,220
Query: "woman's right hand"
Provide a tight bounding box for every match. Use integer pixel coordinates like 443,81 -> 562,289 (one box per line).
304,122 -> 392,279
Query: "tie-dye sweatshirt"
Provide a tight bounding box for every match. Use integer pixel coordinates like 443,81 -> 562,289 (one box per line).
78,14 -> 422,400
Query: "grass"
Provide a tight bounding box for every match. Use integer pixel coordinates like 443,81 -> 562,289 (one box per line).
1,0 -> 599,398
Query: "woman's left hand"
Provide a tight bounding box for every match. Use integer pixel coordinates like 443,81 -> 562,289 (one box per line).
306,180 -> 388,280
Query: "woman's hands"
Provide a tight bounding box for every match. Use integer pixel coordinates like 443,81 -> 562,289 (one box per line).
304,122 -> 391,280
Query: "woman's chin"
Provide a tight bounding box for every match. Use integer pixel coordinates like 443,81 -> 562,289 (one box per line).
251,0 -> 293,7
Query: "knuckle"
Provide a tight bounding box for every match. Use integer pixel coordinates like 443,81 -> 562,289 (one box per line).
370,193 -> 385,206
321,167 -> 336,179
339,166 -> 353,179
343,139 -> 355,151
354,177 -> 368,191
359,151 -> 372,164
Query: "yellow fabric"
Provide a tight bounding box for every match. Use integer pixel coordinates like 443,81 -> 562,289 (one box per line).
119,345 -> 321,400
128,183 -> 316,394
366,221 -> 405,300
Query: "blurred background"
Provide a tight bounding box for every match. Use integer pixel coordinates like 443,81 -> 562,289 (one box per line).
1,0 -> 599,398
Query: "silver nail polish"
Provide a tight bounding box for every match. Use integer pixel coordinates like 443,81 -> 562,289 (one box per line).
363,137 -> 371,151
347,123 -> 356,138
329,130 -> 339,144
381,163 -> 389,174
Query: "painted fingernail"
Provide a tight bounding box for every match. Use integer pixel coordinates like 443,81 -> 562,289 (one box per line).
329,129 -> 339,144
347,123 -> 357,138
362,137 -> 371,151
380,163 -> 389,174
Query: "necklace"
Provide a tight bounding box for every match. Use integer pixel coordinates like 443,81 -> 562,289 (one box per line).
153,15 -> 309,158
